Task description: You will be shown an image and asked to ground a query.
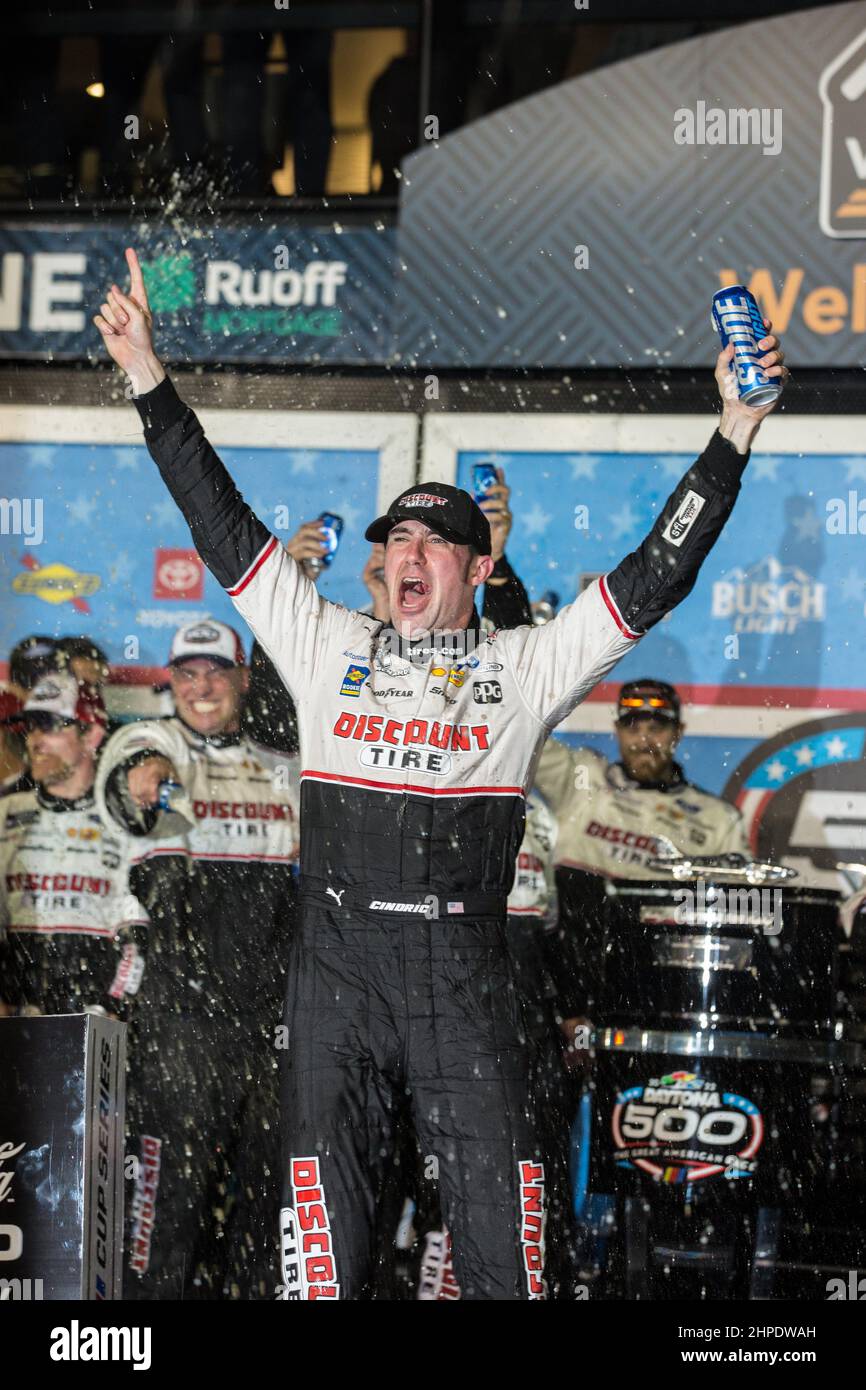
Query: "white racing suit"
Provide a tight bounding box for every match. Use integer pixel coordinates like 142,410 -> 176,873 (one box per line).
0,785 -> 148,1016
95,715 -> 300,1298
131,373 -> 753,1299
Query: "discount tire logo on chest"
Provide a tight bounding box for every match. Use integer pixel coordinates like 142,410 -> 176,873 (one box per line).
611,1072 -> 763,1183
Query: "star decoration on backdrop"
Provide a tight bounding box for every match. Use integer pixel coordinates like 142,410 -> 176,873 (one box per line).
522,503 -> 553,538
28,446 -> 56,470
290,451 -> 319,475
567,456 -> 599,481
114,448 -> 141,471
790,508 -> 823,542
151,498 -> 182,530
655,455 -> 688,480
844,458 -> 866,483
839,568 -> 866,603
609,502 -> 641,539
750,456 -> 781,483
747,728 -> 864,791
67,495 -> 98,524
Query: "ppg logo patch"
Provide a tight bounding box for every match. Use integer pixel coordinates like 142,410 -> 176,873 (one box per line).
340,664 -> 370,697
473,680 -> 502,704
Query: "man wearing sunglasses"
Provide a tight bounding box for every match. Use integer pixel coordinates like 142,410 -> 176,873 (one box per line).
94,617 -> 300,1300
533,677 -> 749,1026
0,671 -> 148,1020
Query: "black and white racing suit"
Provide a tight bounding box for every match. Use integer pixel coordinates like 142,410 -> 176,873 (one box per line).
0,785 -> 148,1016
414,793 -> 579,1300
95,715 -> 300,1299
131,374 -> 752,1300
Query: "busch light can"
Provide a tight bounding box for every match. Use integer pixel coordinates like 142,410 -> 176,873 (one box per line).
711,285 -> 781,408
472,462 -> 499,501
306,512 -> 344,577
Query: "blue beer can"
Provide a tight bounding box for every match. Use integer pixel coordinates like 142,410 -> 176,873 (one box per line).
711,285 -> 781,408
472,462 -> 499,502
318,512 -> 344,568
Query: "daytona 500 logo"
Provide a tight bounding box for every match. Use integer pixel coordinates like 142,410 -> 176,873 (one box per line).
611,1073 -> 763,1184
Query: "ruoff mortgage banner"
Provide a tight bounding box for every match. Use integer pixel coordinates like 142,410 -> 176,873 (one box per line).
0,222 -> 397,364
396,2 -> 866,368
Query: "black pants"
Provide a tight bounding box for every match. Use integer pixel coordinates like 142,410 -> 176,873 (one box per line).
408,1003 -> 582,1300
279,908 -> 544,1300
125,1013 -> 281,1300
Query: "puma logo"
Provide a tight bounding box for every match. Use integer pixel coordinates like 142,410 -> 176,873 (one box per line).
326,887 -> 346,906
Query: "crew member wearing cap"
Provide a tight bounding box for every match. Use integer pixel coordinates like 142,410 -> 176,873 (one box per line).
533,677 -> 749,1022
96,245 -> 785,1300
0,672 -> 149,1020
94,618 -> 301,1300
2,637 -> 63,796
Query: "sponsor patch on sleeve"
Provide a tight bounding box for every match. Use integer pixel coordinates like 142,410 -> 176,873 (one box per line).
662,490 -> 706,548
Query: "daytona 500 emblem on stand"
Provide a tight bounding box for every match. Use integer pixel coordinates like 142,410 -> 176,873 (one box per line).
611,1072 -> 764,1184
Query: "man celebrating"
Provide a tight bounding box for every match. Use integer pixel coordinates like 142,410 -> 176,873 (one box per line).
94,247 -> 786,1301
94,618 -> 300,1299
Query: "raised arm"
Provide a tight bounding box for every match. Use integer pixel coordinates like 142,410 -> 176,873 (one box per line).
94,249 -> 361,697
503,329 -> 788,729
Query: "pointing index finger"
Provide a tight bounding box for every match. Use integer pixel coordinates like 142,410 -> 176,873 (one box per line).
125,247 -> 149,308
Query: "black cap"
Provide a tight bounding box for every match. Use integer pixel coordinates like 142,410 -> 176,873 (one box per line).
365,482 -> 491,555
9,636 -> 59,691
56,636 -> 110,668
616,678 -> 681,724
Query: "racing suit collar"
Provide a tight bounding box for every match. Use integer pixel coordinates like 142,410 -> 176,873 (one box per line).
175,715 -> 242,748
609,759 -> 685,793
376,611 -> 483,666
35,785 -> 96,812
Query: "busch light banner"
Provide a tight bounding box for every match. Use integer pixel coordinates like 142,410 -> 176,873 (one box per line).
0,222 -> 396,364
396,1 -> 866,368
425,411 -> 866,891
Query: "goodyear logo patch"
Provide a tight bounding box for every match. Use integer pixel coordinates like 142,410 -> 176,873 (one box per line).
340,664 -> 370,697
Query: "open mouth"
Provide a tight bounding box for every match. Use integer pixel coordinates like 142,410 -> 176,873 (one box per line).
191,700 -> 220,714
398,576 -> 431,609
